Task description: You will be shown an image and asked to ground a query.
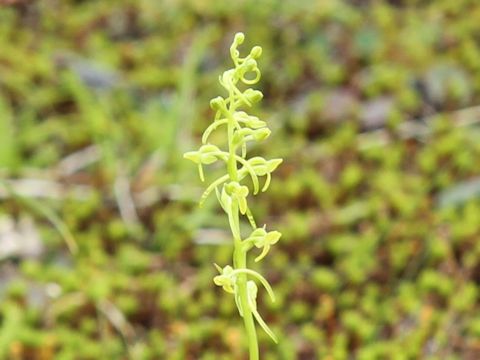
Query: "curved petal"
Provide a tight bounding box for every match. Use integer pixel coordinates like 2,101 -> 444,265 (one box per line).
231,268 -> 275,303
254,244 -> 270,263
247,281 -> 278,343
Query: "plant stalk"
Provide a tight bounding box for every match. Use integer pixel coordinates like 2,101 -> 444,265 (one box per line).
227,96 -> 258,360
233,210 -> 259,360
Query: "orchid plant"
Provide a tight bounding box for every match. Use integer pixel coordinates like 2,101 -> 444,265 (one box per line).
184,32 -> 282,359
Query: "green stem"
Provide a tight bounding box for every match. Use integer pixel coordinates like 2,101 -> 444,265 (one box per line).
227,91 -> 258,359
233,209 -> 259,360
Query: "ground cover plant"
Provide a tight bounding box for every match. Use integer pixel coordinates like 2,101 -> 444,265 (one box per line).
0,0 -> 480,359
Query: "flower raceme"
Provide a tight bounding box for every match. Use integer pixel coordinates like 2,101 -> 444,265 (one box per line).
184,32 -> 282,358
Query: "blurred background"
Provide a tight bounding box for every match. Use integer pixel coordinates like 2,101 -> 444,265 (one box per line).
1,0 -> 480,359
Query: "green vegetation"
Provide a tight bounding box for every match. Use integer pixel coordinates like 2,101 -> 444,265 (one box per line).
1,1 -> 480,359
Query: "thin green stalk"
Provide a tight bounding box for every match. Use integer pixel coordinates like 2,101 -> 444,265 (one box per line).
230,196 -> 258,359
235,246 -> 259,360
227,65 -> 258,360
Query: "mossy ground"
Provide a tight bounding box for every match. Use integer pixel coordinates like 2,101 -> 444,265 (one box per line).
0,1 -> 480,359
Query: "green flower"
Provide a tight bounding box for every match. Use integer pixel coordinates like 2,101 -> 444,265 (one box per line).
224,181 -> 249,214
247,157 -> 283,191
183,144 -> 222,181
213,264 -> 235,294
233,128 -> 271,147
235,112 -> 266,129
246,226 -> 282,262
213,263 -> 278,343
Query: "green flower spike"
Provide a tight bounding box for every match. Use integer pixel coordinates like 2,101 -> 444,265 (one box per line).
184,32 -> 282,360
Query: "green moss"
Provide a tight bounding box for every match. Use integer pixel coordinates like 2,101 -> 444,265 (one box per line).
1,0 -> 479,358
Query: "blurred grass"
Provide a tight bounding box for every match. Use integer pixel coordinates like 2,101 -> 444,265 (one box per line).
1,0 -> 480,359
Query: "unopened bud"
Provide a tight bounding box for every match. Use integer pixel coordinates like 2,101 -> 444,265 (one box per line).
250,46 -> 262,59
244,116 -> 266,129
210,96 -> 224,111
234,32 -> 245,45
244,89 -> 263,104
253,128 -> 271,141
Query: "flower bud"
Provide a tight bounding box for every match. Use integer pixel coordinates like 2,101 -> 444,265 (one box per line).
232,128 -> 251,146
253,128 -> 271,141
210,96 -> 224,111
234,32 -> 245,45
250,46 -> 262,59
244,89 -> 263,104
243,115 -> 266,129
